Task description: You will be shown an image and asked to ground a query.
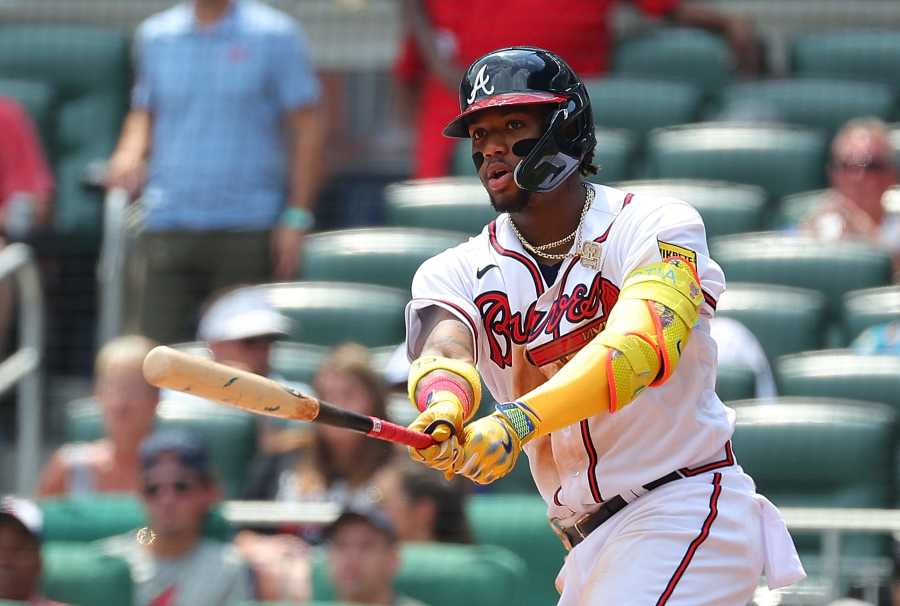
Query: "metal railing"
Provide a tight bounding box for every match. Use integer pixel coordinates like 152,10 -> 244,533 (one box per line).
0,243 -> 45,494
96,186 -> 131,345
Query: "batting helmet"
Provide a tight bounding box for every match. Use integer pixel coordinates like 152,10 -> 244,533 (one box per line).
443,46 -> 596,193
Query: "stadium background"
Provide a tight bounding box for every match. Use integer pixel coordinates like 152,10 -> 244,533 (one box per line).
1,0 -> 900,604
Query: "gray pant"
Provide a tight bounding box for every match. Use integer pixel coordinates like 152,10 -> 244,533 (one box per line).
129,229 -> 271,344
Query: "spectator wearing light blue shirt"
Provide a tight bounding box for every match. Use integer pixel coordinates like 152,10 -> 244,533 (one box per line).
106,0 -> 324,344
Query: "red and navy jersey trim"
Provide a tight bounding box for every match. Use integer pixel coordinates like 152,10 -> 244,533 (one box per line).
580,420 -> 603,503
489,220 -> 545,296
679,441 -> 734,477
655,472 -> 723,606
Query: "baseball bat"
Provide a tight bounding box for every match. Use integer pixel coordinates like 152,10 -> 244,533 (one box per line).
142,346 -> 434,450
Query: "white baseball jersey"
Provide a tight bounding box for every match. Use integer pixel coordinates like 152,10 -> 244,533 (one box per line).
405,183 -> 733,519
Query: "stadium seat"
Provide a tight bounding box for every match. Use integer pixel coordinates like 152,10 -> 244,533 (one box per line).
0,25 -> 129,236
584,77 -> 704,137
715,283 -> 828,363
42,542 -> 133,606
732,398 -> 898,557
613,27 -> 733,93
790,31 -> 900,88
64,397 -> 257,499
257,282 -> 408,348
467,494 -> 565,606
711,79 -> 896,136
452,127 -> 638,184
842,286 -> 900,344
710,233 -> 893,326
300,227 -> 469,294
312,543 -> 528,606
715,363 -> 758,402
39,494 -> 230,543
612,179 -> 767,238
645,124 -> 827,203
772,189 -> 828,229
384,177 -> 496,235
777,350 -> 900,411
269,341 -> 329,386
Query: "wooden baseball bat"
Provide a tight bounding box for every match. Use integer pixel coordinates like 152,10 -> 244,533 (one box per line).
142,346 -> 434,450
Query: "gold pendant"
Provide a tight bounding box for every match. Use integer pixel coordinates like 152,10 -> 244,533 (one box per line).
579,241 -> 602,270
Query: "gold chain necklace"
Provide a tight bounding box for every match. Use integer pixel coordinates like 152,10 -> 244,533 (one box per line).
508,184 -> 595,262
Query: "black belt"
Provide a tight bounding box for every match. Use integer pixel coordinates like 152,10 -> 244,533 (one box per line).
551,470 -> 683,550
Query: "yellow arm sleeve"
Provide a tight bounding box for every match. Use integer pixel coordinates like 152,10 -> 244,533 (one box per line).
494,258 -> 704,443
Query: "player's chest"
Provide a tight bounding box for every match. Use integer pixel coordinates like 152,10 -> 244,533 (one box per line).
473,257 -> 620,371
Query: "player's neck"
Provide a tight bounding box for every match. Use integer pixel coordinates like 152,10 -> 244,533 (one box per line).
510,178 -> 587,248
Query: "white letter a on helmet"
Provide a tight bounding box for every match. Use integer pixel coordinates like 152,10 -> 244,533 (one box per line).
467,65 -> 495,105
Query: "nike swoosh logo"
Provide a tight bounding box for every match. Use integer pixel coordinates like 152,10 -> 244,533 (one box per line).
500,427 -> 513,453
676,340 -> 683,355
477,264 -> 499,279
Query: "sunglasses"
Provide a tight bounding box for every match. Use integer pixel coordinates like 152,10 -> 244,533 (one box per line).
237,336 -> 277,347
832,158 -> 892,173
142,480 -> 197,499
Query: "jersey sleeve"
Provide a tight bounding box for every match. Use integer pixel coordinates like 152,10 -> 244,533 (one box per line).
405,249 -> 481,363
614,198 -> 724,318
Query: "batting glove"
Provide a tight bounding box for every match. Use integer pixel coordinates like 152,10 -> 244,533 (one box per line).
456,402 -> 535,485
407,395 -> 467,478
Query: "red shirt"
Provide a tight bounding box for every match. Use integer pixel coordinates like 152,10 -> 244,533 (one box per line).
0,97 -> 54,206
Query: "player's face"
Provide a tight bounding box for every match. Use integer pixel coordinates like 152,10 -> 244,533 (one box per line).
468,106 -> 547,213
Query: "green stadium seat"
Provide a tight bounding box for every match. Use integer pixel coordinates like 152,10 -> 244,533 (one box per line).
42,542 -> 133,606
777,350 -> 900,411
452,127 -> 638,184
772,189 -> 828,229
710,233 -> 893,325
645,124 -> 827,203
843,286 -> 900,343
39,494 -> 230,543
467,494 -> 565,606
0,25 -> 129,236
384,177 -> 496,236
612,179 -> 766,238
715,283 -> 828,363
715,363 -> 757,402
312,543 -> 527,606
300,228 -> 469,294
258,282 -> 408,348
732,398 -> 898,558
584,77 -> 704,138
712,79 -> 896,136
64,397 -> 257,499
269,341 -> 330,386
613,27 -> 734,93
790,31 -> 900,88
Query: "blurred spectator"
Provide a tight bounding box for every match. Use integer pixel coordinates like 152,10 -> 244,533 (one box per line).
0,496 -> 72,605
394,0 -> 760,178
99,429 -> 254,606
852,321 -> 900,355
38,335 -> 159,497
107,0 -> 326,344
802,118 -> 900,277
325,507 -> 427,606
373,457 -> 472,544
709,316 -> 777,399
242,343 -> 394,505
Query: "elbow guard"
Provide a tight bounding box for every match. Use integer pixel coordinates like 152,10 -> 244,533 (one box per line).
599,257 -> 703,411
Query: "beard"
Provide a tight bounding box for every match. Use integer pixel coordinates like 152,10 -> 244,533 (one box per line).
489,187 -> 532,213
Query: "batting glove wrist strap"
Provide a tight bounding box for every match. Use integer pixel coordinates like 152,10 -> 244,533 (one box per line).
408,356 -> 482,421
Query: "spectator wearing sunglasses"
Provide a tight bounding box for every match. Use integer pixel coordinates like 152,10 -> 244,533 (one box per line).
802,117 -> 900,277
99,429 -> 254,606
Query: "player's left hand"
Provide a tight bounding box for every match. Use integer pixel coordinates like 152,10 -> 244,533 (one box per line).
456,412 -> 523,485
272,227 -> 306,280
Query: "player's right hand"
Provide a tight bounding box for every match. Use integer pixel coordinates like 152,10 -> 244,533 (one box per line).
407,396 -> 466,477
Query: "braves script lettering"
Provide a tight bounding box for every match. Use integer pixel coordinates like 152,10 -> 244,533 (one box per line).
476,273 -> 620,368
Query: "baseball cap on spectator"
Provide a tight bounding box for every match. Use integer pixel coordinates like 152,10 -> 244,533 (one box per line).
197,287 -> 290,342
0,496 -> 42,542
140,428 -> 213,479
325,505 -> 397,543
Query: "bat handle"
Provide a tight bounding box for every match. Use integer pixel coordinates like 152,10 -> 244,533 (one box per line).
367,416 -> 435,449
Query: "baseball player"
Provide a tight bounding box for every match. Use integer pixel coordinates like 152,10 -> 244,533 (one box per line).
404,47 -> 806,604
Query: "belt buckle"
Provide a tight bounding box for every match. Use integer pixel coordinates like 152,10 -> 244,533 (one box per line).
549,517 -> 574,551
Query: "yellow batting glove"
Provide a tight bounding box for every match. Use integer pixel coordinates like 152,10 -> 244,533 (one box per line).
407,392 -> 467,478
457,402 -> 537,485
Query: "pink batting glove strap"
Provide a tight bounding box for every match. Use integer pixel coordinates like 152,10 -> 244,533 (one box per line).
415,377 -> 473,417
